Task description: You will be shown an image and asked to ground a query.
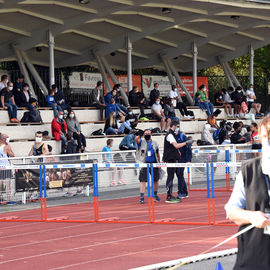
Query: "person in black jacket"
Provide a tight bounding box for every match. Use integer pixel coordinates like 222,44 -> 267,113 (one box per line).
53,84 -> 68,111
128,86 -> 147,117
149,83 -> 160,106
13,74 -> 24,106
163,120 -> 192,203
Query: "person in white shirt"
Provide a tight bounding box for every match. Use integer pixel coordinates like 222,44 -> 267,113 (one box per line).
151,97 -> 171,132
246,84 -> 262,116
168,85 -> 194,119
0,75 -> 8,91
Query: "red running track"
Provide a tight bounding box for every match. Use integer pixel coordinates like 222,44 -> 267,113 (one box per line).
0,191 -> 238,270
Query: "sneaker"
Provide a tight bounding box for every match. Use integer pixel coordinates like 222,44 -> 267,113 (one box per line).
154,195 -> 161,202
111,181 -> 118,186
118,179 -> 126,185
165,196 -> 181,203
177,194 -> 189,199
140,197 -> 144,204
183,115 -> 189,119
10,118 -> 18,123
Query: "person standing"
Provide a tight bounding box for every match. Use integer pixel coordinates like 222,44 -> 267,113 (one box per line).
13,74 -> 24,106
225,115 -> 270,270
163,120 -> 192,203
0,82 -> 19,123
136,129 -> 161,204
102,139 -> 125,186
175,129 -> 193,199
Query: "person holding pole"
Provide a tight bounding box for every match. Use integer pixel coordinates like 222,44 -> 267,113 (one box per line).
225,115 -> 270,269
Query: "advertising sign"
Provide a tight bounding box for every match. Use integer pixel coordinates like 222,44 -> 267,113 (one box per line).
142,75 -> 208,97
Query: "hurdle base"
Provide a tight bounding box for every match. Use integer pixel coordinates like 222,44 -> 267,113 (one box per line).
155,218 -> 176,222
99,217 -> 120,221
0,216 -> 19,220
47,216 -> 69,221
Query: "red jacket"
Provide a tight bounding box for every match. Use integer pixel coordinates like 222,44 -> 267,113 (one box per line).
51,117 -> 67,141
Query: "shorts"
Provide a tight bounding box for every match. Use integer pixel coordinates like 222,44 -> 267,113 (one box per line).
248,102 -> 254,111
152,114 -> 162,121
252,143 -> 262,150
139,167 -> 160,182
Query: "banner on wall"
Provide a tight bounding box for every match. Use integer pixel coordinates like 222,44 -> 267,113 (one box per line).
62,72 -> 142,93
15,163 -> 93,192
142,75 -> 208,97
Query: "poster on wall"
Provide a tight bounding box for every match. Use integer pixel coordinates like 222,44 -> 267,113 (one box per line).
142,75 -> 208,97
15,164 -> 93,192
62,72 -> 142,93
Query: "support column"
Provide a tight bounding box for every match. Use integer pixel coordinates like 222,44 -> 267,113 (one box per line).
218,57 -> 234,88
13,46 -> 37,99
48,29 -> 55,87
20,50 -> 48,96
127,37 -> 133,93
225,62 -> 241,88
160,55 -> 182,102
192,41 -> 198,98
249,45 -> 254,85
93,52 -> 111,92
167,59 -> 194,105
101,56 -> 129,106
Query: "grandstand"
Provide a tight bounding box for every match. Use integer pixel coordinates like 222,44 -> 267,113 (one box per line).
1,106 -> 260,156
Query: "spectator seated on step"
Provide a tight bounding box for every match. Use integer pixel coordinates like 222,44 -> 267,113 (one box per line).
46,88 -> 63,117
197,84 -> 214,116
151,97 -> 171,132
53,84 -> 69,111
90,81 -> 106,120
128,86 -> 147,117
0,82 -> 19,123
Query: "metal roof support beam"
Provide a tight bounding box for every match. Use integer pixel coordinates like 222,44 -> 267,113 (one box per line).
167,58 -> 194,105
20,50 -> 49,96
224,62 -> 241,88
127,37 -> 132,95
94,52 -> 112,92
249,45 -> 254,85
192,41 -> 198,98
218,57 -> 234,88
48,29 -> 55,87
100,55 -> 129,106
12,46 -> 37,99
160,55 -> 182,102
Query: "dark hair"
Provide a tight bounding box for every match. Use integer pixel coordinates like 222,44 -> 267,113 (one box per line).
97,81 -> 102,87
235,86 -> 242,91
1,75 -> 8,81
251,122 -> 258,128
198,84 -> 205,90
228,86 -> 234,91
170,119 -> 179,127
49,89 -> 55,95
107,139 -> 113,146
132,86 -> 138,91
66,134 -> 72,141
67,110 -> 76,119
48,145 -> 52,152
154,83 -> 159,88
17,74 -> 24,80
51,84 -> 57,90
135,130 -> 144,137
233,121 -> 241,130
113,84 -> 120,90
22,83 -> 29,89
36,131 -> 43,136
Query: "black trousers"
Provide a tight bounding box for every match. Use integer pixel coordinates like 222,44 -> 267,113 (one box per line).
166,160 -> 178,197
73,132 -> 86,149
92,103 -> 104,120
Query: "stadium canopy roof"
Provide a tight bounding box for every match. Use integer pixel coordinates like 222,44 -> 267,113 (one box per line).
1,0 -> 270,72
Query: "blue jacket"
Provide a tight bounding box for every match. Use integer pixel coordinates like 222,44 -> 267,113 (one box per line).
175,132 -> 192,163
105,103 -> 117,118
119,134 -> 137,150
105,92 -> 117,106
46,94 -> 56,106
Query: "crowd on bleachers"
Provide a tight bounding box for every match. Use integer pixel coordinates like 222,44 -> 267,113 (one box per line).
0,73 -> 265,158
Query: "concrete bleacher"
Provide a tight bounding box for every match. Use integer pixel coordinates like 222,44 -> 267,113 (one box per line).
0,106 -> 260,156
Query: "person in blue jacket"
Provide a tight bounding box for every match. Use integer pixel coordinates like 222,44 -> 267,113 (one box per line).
46,89 -> 62,117
119,132 -> 140,150
175,130 -> 194,199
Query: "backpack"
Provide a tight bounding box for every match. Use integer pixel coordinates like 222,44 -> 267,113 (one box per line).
20,111 -> 30,122
213,129 -> 221,141
29,110 -> 42,123
91,129 -> 103,136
